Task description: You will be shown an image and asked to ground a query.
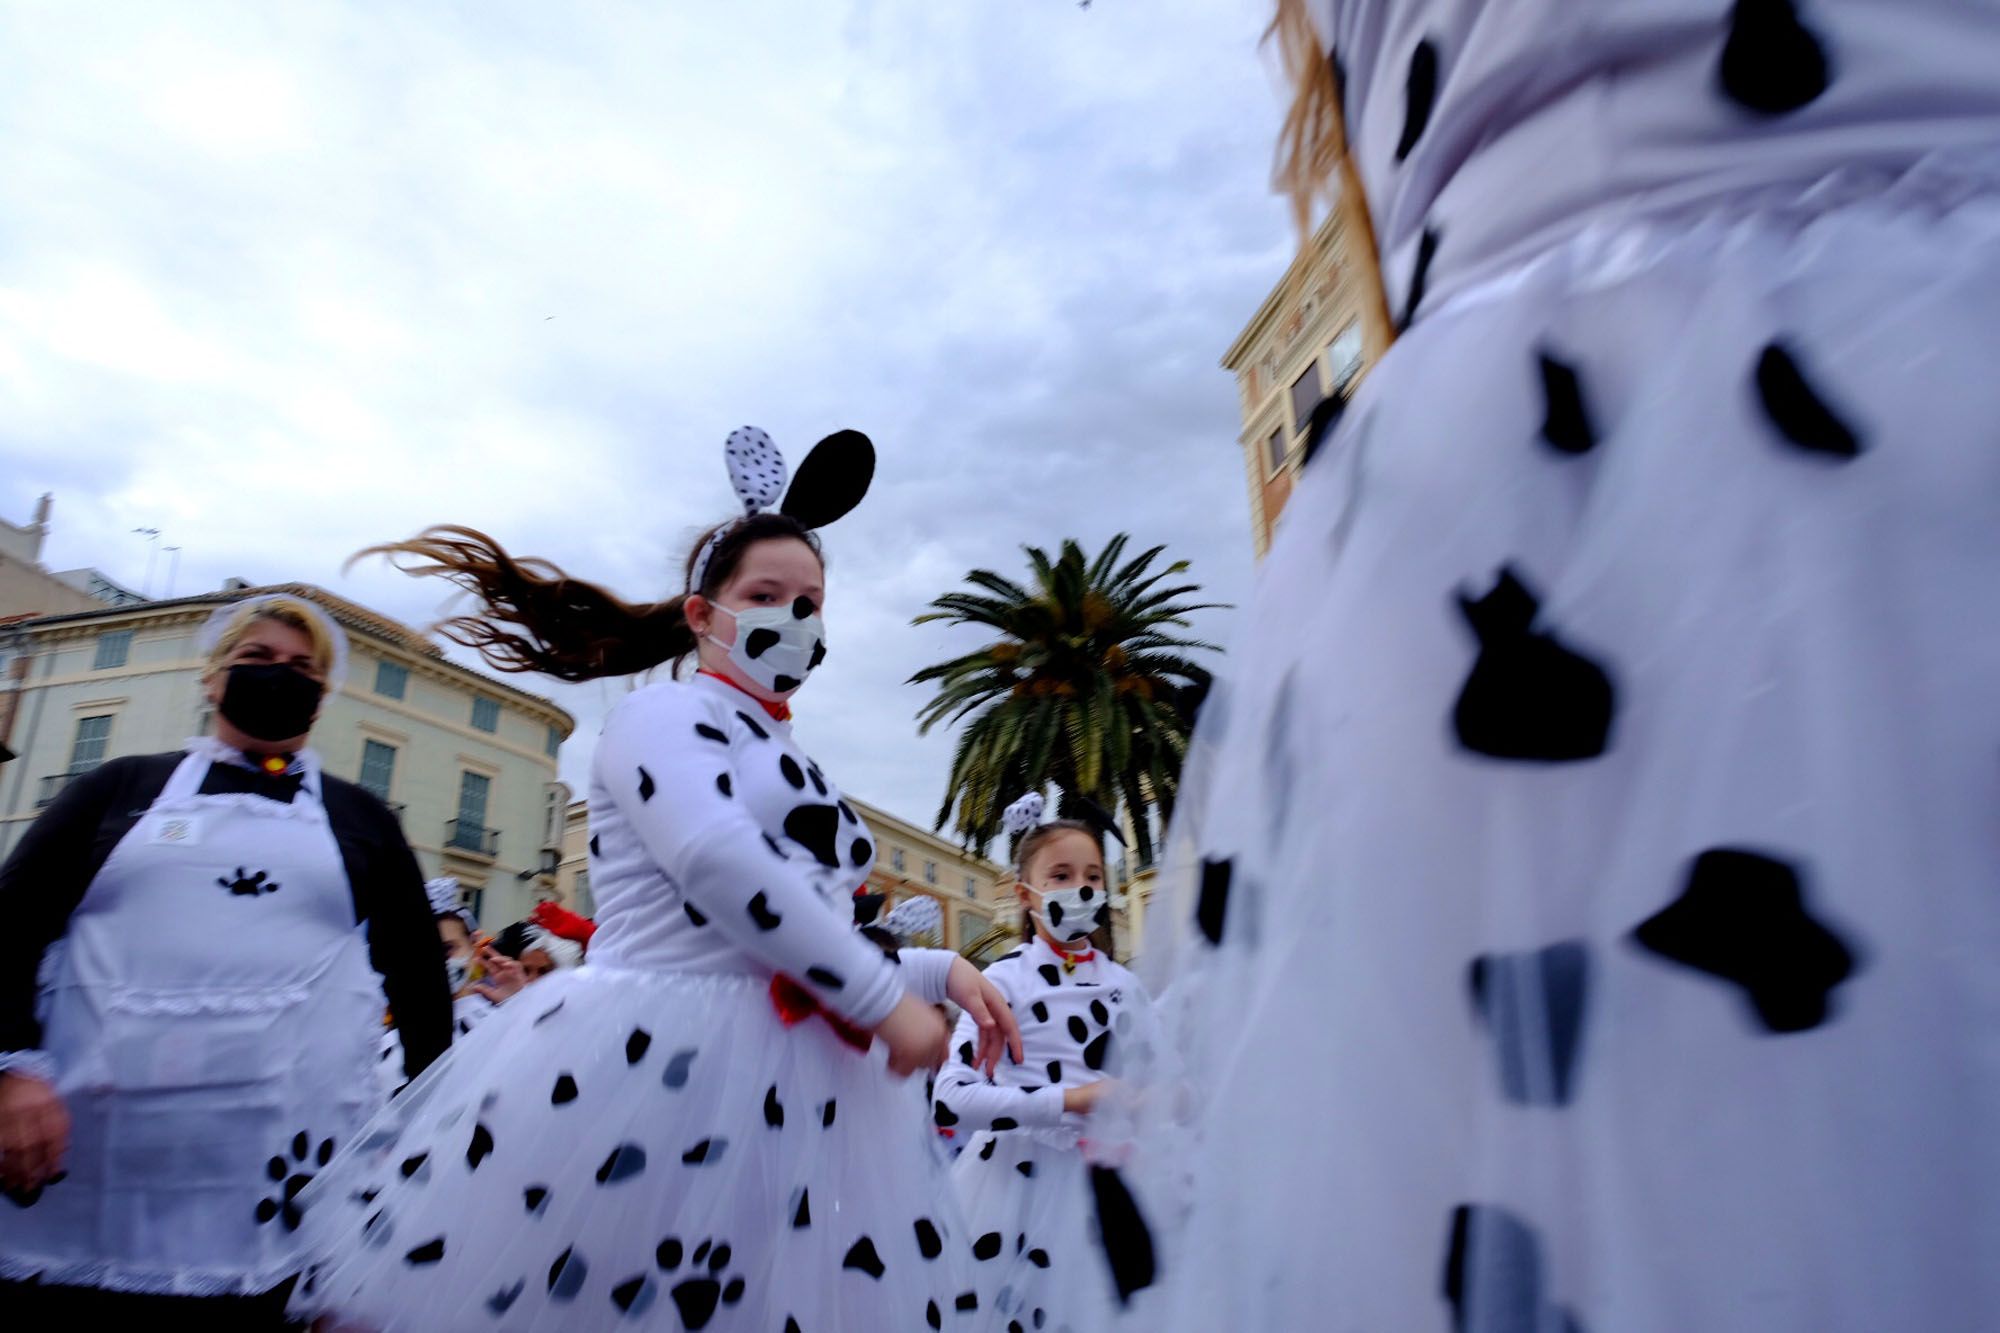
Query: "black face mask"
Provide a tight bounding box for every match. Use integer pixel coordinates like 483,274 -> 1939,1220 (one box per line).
220,663 -> 325,742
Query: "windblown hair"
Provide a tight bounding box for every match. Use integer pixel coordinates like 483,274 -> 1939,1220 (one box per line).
351,512 -> 822,683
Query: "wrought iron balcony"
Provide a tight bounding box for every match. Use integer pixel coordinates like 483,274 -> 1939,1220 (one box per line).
446,818 -> 499,857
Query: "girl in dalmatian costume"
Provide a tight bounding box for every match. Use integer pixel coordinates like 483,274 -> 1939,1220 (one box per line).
292,427 -> 1024,1332
934,793 -> 1161,1333
0,594 -> 449,1327
374,880 -> 531,1099
1098,2 -> 2000,1331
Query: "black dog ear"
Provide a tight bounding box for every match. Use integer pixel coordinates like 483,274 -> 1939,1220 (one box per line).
780,430 -> 875,529
1055,792 -> 1127,847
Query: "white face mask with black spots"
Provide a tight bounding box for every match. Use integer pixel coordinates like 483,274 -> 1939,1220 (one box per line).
1030,883 -> 1107,944
708,597 -> 827,700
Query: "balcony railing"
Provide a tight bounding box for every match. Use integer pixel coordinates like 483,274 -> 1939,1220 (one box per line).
446,818 -> 499,857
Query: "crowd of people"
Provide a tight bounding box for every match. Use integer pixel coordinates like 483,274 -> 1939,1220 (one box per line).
5,0 -> 2000,1327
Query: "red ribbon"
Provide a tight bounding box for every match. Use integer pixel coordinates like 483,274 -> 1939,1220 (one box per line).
698,669 -> 792,723
769,975 -> 871,1053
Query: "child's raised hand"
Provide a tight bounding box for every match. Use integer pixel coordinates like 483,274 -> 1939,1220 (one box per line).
470,943 -> 526,1004
944,955 -> 1025,1077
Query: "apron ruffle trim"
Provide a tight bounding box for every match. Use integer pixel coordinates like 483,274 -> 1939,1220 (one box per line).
0,1252 -> 299,1298
106,986 -> 314,1016
0,1050 -> 56,1083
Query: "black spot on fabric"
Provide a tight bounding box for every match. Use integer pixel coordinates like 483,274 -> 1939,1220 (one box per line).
1755,342 -> 1862,458
1452,565 -> 1615,762
683,900 -> 709,927
625,1029 -> 652,1064
1468,941 -> 1591,1105
1442,1203 -> 1585,1333
1046,1060 -> 1062,1083
844,1236 -> 887,1280
973,1231 -> 1004,1261
1402,227 -> 1440,331
1028,1247 -> 1050,1267
747,891 -> 783,931
736,711 -> 770,741
849,837 -> 872,867
957,1292 -> 980,1312
398,1152 -> 429,1179
552,1074 -> 579,1105
590,834 -> 601,858
595,1143 -> 647,1184
681,1138 -> 727,1165
761,832 -> 789,861
745,627 -> 782,660
806,764 -> 828,796
928,1301 -> 943,1329
959,1041 -> 977,1066
773,674 -> 801,693
785,803 -> 842,867
610,1274 -> 655,1317
821,1100 -> 838,1129
1083,1031 -> 1112,1071
1537,352 -> 1598,455
549,1246 -> 588,1301
524,1185 -> 549,1214
695,723 -> 728,744
934,1100 -> 960,1127
915,1218 -> 944,1259
1067,1015 -> 1089,1043
1196,855 -> 1235,945
535,1000 -> 565,1026
1038,964 -> 1062,987
791,595 -> 815,620
1090,999 -> 1110,1026
1719,0 -> 1830,114
1017,1161 -> 1036,1179
764,1085 -> 785,1127
1396,37 -> 1440,160
1047,900 -> 1066,930
656,1236 -> 683,1268
1631,848 -> 1858,1033
792,1187 -> 811,1228
662,1048 -> 697,1089
1091,1165 -> 1157,1303
637,766 -> 656,802
487,1278 -> 526,1314
805,965 -> 844,990
467,1122 -> 495,1170
715,773 -> 733,798
979,1138 -> 997,1161
991,1117 -> 1019,1132
1030,1000 -> 1049,1023
808,639 -> 826,670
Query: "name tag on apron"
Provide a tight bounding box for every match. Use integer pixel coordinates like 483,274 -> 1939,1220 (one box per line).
148,815 -> 203,847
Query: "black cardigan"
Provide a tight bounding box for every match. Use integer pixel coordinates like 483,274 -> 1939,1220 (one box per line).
1,750 -> 452,1081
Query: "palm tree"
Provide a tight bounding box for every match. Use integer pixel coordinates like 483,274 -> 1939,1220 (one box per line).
910,535 -> 1223,864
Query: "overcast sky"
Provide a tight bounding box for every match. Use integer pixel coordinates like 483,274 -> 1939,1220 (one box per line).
0,0 -> 1291,839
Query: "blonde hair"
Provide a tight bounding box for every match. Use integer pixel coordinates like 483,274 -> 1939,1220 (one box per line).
1270,0 -> 1395,338
204,597 -> 338,679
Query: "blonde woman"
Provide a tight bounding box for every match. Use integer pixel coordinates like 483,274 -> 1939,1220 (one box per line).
0,594 -> 449,1328
1110,2 -> 2000,1331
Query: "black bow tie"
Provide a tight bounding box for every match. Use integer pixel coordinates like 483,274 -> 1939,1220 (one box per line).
205,761 -> 305,804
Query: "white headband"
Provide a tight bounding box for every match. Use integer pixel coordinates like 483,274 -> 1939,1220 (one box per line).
196,592 -> 351,690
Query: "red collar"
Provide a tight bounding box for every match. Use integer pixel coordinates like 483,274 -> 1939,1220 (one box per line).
698,669 -> 791,723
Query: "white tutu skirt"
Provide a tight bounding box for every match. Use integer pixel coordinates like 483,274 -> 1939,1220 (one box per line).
291,965 -> 978,1332
1119,163 -> 2000,1333
950,1132 -> 1121,1333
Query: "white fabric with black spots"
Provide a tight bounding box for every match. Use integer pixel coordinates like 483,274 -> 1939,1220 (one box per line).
1116,3 -> 2000,1332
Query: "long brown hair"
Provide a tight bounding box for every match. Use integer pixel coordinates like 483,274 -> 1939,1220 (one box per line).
352,513 -> 823,682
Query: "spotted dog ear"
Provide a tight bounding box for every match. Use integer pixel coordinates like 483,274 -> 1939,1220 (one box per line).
779,430 -> 875,530
723,426 -> 787,514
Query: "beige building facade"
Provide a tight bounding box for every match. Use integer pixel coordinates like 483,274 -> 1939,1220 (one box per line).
0,583 -> 575,930
1222,210 -> 1393,556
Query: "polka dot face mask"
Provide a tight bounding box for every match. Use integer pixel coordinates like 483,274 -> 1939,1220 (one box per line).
1028,883 -> 1109,944
706,597 -> 827,700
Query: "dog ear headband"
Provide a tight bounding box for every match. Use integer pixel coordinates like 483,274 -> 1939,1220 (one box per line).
689,426 -> 876,593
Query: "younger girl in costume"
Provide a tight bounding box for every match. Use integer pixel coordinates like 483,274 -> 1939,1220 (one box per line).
375,880 -> 527,1099
292,427 -> 1021,1333
935,793 -> 1156,1333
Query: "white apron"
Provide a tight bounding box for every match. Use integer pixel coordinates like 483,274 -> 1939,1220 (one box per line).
0,745 -> 386,1297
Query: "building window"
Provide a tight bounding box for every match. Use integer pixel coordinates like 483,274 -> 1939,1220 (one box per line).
450,771 -> 493,853
965,874 -> 978,900
545,724 -> 563,759
1289,364 -> 1324,435
471,695 -> 500,733
572,869 -> 594,918
1328,321 -> 1364,394
924,860 -> 938,886
69,714 -> 113,773
1266,427 -> 1287,473
358,739 -> 397,802
462,885 -> 485,925
374,660 -> 409,700
891,847 -> 905,873
93,631 -> 133,670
